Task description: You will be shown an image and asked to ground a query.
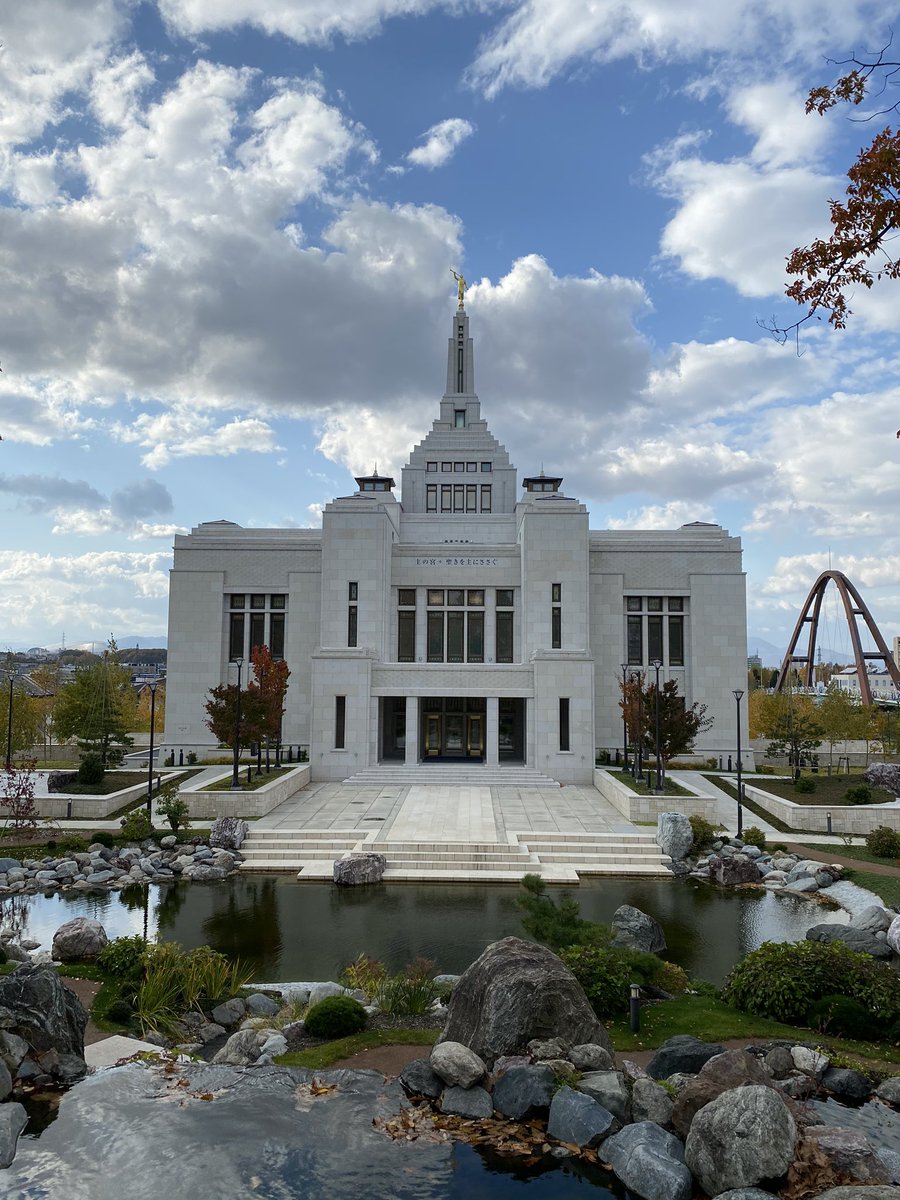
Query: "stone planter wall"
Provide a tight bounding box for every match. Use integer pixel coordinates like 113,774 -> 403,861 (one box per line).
742,781 -> 900,834
593,769 -> 718,822
35,771 -> 185,820
181,765 -> 310,819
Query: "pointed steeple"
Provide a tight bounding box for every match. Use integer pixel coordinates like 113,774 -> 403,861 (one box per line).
440,305 -> 481,427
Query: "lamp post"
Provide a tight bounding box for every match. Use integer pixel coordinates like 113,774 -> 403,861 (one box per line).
733,688 -> 744,838
651,658 -> 663,793
145,681 -> 158,821
231,659 -> 244,790
620,663 -> 630,771
5,669 -> 13,771
633,672 -> 645,782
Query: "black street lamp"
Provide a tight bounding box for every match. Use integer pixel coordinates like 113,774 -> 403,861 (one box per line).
733,688 -> 745,838
5,669 -> 13,771
651,658 -> 663,794
146,681 -> 158,821
231,659 -> 244,790
620,663 -> 630,771
633,672 -> 645,782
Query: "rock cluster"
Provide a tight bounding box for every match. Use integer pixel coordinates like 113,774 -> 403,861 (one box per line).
676,837 -> 845,896
0,836 -> 243,897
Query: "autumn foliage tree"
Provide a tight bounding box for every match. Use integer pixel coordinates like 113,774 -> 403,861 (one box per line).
619,673 -> 714,781
204,646 -> 289,760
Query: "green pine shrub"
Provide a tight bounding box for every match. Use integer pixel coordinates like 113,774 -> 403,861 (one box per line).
58,834 -> 88,854
794,776 -> 816,794
516,873 -> 610,952
304,995 -> 368,1039
807,994 -> 872,1039
77,753 -> 105,785
90,831 -> 115,848
741,826 -> 767,849
688,813 -> 717,850
864,826 -> 900,858
104,999 -> 136,1025
845,783 -> 873,805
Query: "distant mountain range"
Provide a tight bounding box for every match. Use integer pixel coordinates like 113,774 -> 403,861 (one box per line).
748,635 -> 849,668
5,635 -> 168,653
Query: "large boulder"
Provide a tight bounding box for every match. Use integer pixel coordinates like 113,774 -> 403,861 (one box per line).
646,1035 -> 724,1080
547,1087 -> 617,1148
797,1127 -> 891,1188
711,856 -> 762,887
848,906 -> 894,934
0,1103 -> 28,1169
437,937 -> 610,1067
602,1120 -> 693,1200
685,1085 -> 797,1196
0,964 -> 87,1083
440,1085 -> 492,1119
887,915 -> 900,957
815,1189 -> 900,1200
577,1070 -> 631,1122
209,816 -> 250,851
671,1050 -> 774,1137
333,853 -> 386,886
430,1041 -> 485,1089
51,917 -> 108,962
492,1064 -> 555,1120
656,812 -> 693,861
631,1077 -> 674,1126
806,924 -> 894,959
610,905 -> 666,954
212,1028 -> 265,1066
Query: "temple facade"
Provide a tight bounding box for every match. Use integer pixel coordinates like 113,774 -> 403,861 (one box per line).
164,303 -> 749,782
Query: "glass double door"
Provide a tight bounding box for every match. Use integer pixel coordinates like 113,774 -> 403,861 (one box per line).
422,698 -> 484,759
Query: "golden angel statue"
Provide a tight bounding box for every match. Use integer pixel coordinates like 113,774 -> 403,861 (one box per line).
450,268 -> 467,308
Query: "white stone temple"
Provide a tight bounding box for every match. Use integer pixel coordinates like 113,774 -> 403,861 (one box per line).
163,301 -> 749,782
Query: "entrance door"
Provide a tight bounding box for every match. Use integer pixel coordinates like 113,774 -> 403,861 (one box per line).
467,714 -> 484,757
425,713 -> 442,756
444,714 -> 465,755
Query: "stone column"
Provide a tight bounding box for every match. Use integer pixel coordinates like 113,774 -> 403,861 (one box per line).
486,696 -> 499,766
405,696 -> 419,765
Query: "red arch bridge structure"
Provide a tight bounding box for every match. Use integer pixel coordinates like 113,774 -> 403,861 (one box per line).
775,570 -> 900,705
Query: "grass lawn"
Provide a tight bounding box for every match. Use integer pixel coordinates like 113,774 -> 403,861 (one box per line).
795,841 -> 900,869
614,772 -> 694,798
275,1027 -> 439,1069
203,767 -> 295,792
706,775 -> 793,833
746,773 -> 894,808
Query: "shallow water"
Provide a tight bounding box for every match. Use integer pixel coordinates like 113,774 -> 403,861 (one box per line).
0,874 -> 850,984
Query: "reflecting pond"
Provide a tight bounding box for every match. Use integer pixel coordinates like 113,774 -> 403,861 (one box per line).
0,874 -> 850,984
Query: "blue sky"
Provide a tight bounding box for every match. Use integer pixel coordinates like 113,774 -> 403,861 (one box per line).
1,0 -> 899,658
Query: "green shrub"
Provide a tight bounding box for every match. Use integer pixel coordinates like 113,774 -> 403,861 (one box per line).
90,830 -> 115,849
374,959 -> 439,1016
722,940 -> 900,1026
688,813 -> 718,851
120,808 -> 154,842
516,874 -> 610,952
794,776 -> 816,794
807,994 -> 872,1039
655,961 -> 690,995
845,783 -> 873,805
865,826 -> 900,858
97,935 -> 148,982
304,995 -> 368,1039
157,784 -> 191,833
559,945 -> 663,1019
741,826 -> 767,850
340,953 -> 387,1001
77,753 -> 105,786
187,751 -> 198,765
58,834 -> 87,854
104,999 -> 135,1025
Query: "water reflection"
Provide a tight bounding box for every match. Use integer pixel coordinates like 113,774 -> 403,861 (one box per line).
0,877 -> 850,984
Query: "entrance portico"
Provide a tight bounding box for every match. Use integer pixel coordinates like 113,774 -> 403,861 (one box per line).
379,695 -> 527,766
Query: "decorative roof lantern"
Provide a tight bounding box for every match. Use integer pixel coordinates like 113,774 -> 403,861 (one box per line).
355,466 -> 396,493
522,470 -> 562,494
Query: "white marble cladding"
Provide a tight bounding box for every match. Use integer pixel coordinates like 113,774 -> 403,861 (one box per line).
372,663 -> 534,695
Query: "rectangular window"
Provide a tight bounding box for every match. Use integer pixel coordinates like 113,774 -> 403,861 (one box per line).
448,588 -> 465,606
249,612 -> 265,652
467,589 -> 484,606
496,589 -> 514,608
334,696 -> 346,750
626,596 -> 642,612
347,605 -> 358,647
496,610 -> 513,663
559,698 -> 570,752
398,589 -> 416,606
669,616 -> 684,666
627,614 -> 643,665
454,410 -> 465,428
467,611 -> 484,662
648,614 -> 663,662
441,485 -> 452,511
466,484 -> 477,512
428,589 -> 444,606
454,461 -> 464,472
250,594 -> 265,609
398,610 -> 415,662
270,594 -> 285,609
647,596 -> 663,612
441,461 -> 452,473
551,606 -> 561,649
426,461 -> 437,472
454,484 -> 465,511
270,613 -> 285,659
348,581 -> 358,602
668,596 -> 684,612
466,462 -> 477,473
447,610 -> 465,662
426,484 -> 437,511
427,611 -> 444,662
551,582 -> 561,603
230,594 -> 245,610
229,613 -> 244,661
481,462 -> 492,472
480,484 -> 491,512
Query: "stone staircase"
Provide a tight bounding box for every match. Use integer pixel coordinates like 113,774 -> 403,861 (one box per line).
239,827 -> 670,882
340,764 -> 559,788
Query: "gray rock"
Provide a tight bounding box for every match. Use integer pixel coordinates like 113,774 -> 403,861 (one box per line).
212,1029 -> 264,1066
307,982 -> 349,1009
400,1058 -> 442,1099
3,943 -> 30,963
260,1033 -> 287,1057
712,856 -> 762,886
181,864 -> 227,881
877,1149 -> 900,1184
210,998 -> 246,1027
821,1066 -> 873,1102
160,836 -> 177,849
656,812 -> 693,861
569,1043 -> 613,1072
440,1084 -> 493,1119
0,1031 -> 29,1071
602,1120 -> 692,1200
876,1077 -> 900,1107
0,964 -> 87,1077
807,924 -> 894,958
888,915 -> 900,956
577,1070 -> 631,1121
631,1077 -> 674,1126
801,1125 -> 891,1186
791,1045 -> 829,1076
430,1041 -> 486,1089
0,1058 -> 11,1100
492,1064 -> 556,1119
815,1189 -> 900,1200
685,1084 -> 797,1196
777,1070 -> 816,1100
51,917 -> 109,961
672,1049 -> 774,1138
0,1102 -> 27,1168
245,993 -> 281,1018
437,936 -> 610,1068
784,875 -> 818,893
209,816 -> 250,851
815,870 -> 835,888
55,861 -> 78,878
0,858 -> 21,873
196,1023 -> 226,1045
547,1086 -> 617,1148
528,1037 -> 569,1061
332,853 -> 387,886
765,1045 -> 795,1079
611,904 -> 667,954
84,870 -> 117,885
712,1191 -> 780,1200
646,1035 -> 724,1080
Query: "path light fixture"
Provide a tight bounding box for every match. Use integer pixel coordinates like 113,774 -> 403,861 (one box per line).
146,680 -> 158,821
629,982 -> 641,1033
620,663 -> 630,772
651,658 -> 663,794
231,658 -> 244,790
733,688 -> 744,838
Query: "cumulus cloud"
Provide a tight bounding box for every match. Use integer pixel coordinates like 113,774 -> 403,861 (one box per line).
595,440 -> 769,500
407,118 -> 474,169
109,479 -> 174,519
606,500 -> 717,529
0,474 -> 106,513
0,472 -> 177,538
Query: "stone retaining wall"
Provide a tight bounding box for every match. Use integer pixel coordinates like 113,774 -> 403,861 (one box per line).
35,771 -> 185,820
742,781 -> 900,834
181,765 -> 310,819
593,768 -> 718,822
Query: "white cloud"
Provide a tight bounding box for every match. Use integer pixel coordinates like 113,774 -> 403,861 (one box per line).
407,118 -> 474,169
595,439 -> 769,500
89,50 -> 155,129
112,410 -> 280,468
606,500 -> 716,529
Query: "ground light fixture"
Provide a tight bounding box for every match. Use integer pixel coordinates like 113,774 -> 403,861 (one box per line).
733,688 -> 744,838
651,658 -> 663,793
232,658 -> 244,790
